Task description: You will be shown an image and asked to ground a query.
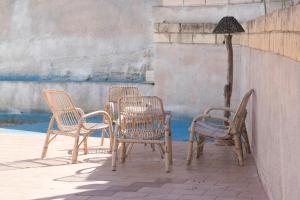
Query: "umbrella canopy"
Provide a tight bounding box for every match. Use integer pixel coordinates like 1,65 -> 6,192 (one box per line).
213,16 -> 245,34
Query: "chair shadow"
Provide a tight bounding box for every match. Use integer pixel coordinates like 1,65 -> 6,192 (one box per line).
30,141 -> 255,200
32,144 -> 188,200
34,173 -> 184,200
0,157 -> 72,171
0,146 -> 111,171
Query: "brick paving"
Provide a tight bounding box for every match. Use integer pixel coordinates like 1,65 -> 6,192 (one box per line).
0,130 -> 268,200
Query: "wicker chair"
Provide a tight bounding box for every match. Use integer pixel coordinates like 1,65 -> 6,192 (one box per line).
103,86 -> 140,147
105,86 -> 141,122
112,96 -> 172,172
42,90 -> 113,163
186,89 -> 254,166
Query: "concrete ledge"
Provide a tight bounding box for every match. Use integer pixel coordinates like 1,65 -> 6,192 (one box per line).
154,22 -> 241,45
153,3 -> 280,23
161,0 -> 268,6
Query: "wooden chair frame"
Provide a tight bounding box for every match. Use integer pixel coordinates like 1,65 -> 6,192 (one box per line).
104,85 -> 141,123
104,86 -> 141,153
42,90 -> 113,163
187,89 -> 254,166
111,96 -> 173,172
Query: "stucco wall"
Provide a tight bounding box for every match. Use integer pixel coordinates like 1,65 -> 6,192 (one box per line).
154,43 -> 242,117
235,5 -> 300,200
238,47 -> 300,200
0,0 -> 159,113
0,0 -> 272,113
0,82 -> 153,113
0,0 -> 159,82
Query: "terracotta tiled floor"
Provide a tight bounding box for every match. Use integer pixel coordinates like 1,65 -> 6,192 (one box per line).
0,130 -> 268,200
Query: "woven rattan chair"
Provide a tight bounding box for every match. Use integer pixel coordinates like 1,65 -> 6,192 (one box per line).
111,96 -> 172,172
42,90 -> 113,163
186,89 -> 254,166
105,85 -> 141,122
103,86 -> 140,147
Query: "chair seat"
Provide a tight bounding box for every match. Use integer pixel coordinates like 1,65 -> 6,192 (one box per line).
192,121 -> 230,139
83,122 -> 109,130
54,123 -> 109,136
120,128 -> 165,140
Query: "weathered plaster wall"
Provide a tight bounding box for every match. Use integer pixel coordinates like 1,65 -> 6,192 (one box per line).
237,47 -> 300,200
154,43 -> 242,117
0,82 -> 153,113
235,5 -> 300,200
0,0 -> 283,113
0,0 -> 159,82
0,0 -> 159,112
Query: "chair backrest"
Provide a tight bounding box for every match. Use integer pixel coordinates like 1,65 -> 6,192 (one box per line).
43,90 -> 81,131
118,96 -> 165,140
108,86 -> 141,121
108,86 -> 141,103
232,89 -> 254,133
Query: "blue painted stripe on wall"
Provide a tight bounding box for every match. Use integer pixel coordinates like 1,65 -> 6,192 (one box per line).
0,74 -> 146,83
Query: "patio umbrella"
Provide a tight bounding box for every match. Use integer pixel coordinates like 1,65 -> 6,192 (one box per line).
213,16 -> 244,120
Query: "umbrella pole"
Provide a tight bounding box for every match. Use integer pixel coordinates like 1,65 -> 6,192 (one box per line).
224,34 -> 233,123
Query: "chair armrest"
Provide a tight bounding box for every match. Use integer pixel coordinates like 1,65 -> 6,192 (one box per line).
75,107 -> 85,117
192,114 -> 231,124
204,107 -> 236,115
104,102 -> 117,122
104,102 -> 114,115
80,110 -> 113,129
164,111 -> 172,131
113,122 -> 120,137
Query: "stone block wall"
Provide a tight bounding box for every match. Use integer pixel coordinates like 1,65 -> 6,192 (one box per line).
161,0 -> 263,6
154,4 -> 300,54
152,2 -> 276,24
154,22 -> 241,44
238,5 -> 300,62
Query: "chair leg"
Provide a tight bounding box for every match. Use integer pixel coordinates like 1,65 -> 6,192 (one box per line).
83,134 -> 88,155
233,134 -> 244,166
151,144 -> 156,151
158,143 -> 165,159
41,116 -> 55,159
196,135 -> 205,158
41,131 -> 51,159
120,142 -> 126,163
186,130 -> 195,165
168,130 -> 173,165
109,129 -> 114,152
126,143 -> 134,157
72,135 -> 80,164
101,129 -> 105,146
242,124 -> 251,154
112,136 -> 118,171
165,132 -> 171,173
